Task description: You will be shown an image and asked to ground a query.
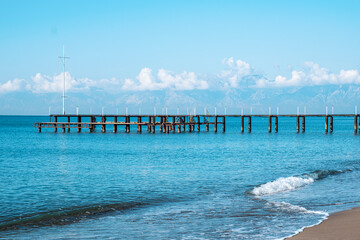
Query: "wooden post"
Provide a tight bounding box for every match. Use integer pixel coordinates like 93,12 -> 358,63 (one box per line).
113,116 -> 117,133
62,123 -> 65,133
241,116 -> 244,133
102,116 -> 106,133
178,124 -> 181,133
325,116 -> 328,133
77,116 -> 81,133
248,116 -> 251,133
137,116 -> 142,133
148,117 -> 151,132
38,124 -> 42,133
355,116 -> 358,134
173,116 -> 176,132
67,116 -> 70,132
330,116 -> 333,133
206,123 -> 209,131
182,117 -> 186,132
160,117 -> 163,132
222,116 -> 225,132
358,116 -> 360,134
214,116 -> 217,133
54,116 -> 57,133
197,116 -> 200,132
275,116 -> 278,133
89,116 -> 93,133
302,116 -> 305,133
296,116 -> 300,133
152,116 -> 155,133
268,116 -> 272,133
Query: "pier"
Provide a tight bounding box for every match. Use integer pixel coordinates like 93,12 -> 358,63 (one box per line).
35,114 -> 360,134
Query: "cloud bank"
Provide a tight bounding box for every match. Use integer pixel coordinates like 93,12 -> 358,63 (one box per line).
1,58 -> 360,95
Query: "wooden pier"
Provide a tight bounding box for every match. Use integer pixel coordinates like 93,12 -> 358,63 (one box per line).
35,114 -> 360,134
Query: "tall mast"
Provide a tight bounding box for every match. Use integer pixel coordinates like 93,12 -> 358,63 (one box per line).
59,46 -> 69,115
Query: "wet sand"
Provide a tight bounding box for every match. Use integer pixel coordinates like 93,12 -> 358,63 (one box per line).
288,207 -> 360,240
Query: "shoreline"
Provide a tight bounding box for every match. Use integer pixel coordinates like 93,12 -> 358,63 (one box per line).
287,207 -> 360,240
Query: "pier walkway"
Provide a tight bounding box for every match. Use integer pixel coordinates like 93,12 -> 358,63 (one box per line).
35,114 -> 360,134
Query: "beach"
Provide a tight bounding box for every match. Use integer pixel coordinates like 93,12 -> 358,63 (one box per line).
288,207 -> 360,240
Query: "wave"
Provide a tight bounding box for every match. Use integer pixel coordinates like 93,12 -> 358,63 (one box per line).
265,201 -> 328,216
0,201 -> 149,232
251,169 -> 351,196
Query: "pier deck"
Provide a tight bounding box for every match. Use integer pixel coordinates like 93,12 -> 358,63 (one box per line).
34,114 -> 360,134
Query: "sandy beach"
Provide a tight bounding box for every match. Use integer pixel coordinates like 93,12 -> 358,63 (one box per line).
288,207 -> 360,240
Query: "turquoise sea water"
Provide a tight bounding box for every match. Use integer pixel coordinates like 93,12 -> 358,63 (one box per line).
1,115 -> 360,239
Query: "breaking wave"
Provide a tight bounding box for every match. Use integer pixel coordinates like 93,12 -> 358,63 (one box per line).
251,169 -> 351,196
265,201 -> 329,216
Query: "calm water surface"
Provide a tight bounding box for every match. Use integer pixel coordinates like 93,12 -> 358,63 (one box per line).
0,116 -> 360,239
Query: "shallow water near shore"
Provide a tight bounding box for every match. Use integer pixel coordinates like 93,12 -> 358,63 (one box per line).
1,115 -> 360,239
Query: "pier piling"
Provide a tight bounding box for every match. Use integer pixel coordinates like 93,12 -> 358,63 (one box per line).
214,117 -> 217,133
296,116 -> 300,133
330,116 -> 333,133
355,116 -> 358,134
248,116 -> 251,133
268,116 -> 272,133
275,116 -> 278,133
67,116 -> 71,132
325,116 -> 329,133
223,116 -> 226,132
302,116 -> 305,133
241,116 -> 244,133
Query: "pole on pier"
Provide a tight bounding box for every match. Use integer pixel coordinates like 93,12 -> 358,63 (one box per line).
241,116 -> 244,133
302,116 -> 305,133
214,116 -> 217,133
137,116 -> 142,133
325,116 -> 329,133
296,116 -> 300,133
275,116 -> 278,133
248,116 -> 251,133
113,116 -> 118,133
354,116 -> 358,134
358,116 -> 360,134
54,116 -> 58,132
223,116 -> 226,132
330,116 -> 333,133
67,116 -> 71,132
77,116 -> 81,133
268,116 -> 272,133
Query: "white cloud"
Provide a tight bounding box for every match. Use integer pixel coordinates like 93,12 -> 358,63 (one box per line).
220,57 -> 252,88
256,62 -> 360,88
122,68 -> 208,91
0,78 -> 24,94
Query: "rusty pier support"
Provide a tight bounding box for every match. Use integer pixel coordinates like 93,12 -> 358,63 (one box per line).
302,116 -> 305,133
248,116 -> 251,133
54,116 -> 58,132
101,116 -> 106,133
296,116 -> 299,133
268,116 -> 272,133
330,116 -> 333,133
137,116 -> 142,133
275,116 -> 278,133
325,116 -> 328,133
354,116 -> 358,134
77,116 -> 81,132
197,116 -> 200,132
214,116 -> 217,133
152,117 -> 155,133
67,116 -> 71,132
222,116 -> 226,132
113,116 -> 117,133
241,116 -> 244,133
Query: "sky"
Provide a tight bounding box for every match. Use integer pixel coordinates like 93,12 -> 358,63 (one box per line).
1,0 -> 360,115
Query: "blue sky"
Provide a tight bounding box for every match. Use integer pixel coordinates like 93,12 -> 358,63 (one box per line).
1,0 -> 360,114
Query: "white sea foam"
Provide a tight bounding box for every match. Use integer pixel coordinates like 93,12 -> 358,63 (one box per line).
265,201 -> 329,215
251,176 -> 314,196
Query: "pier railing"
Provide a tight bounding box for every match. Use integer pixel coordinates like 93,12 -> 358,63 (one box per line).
34,114 -> 360,134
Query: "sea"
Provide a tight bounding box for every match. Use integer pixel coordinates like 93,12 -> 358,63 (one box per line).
1,115 -> 360,239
